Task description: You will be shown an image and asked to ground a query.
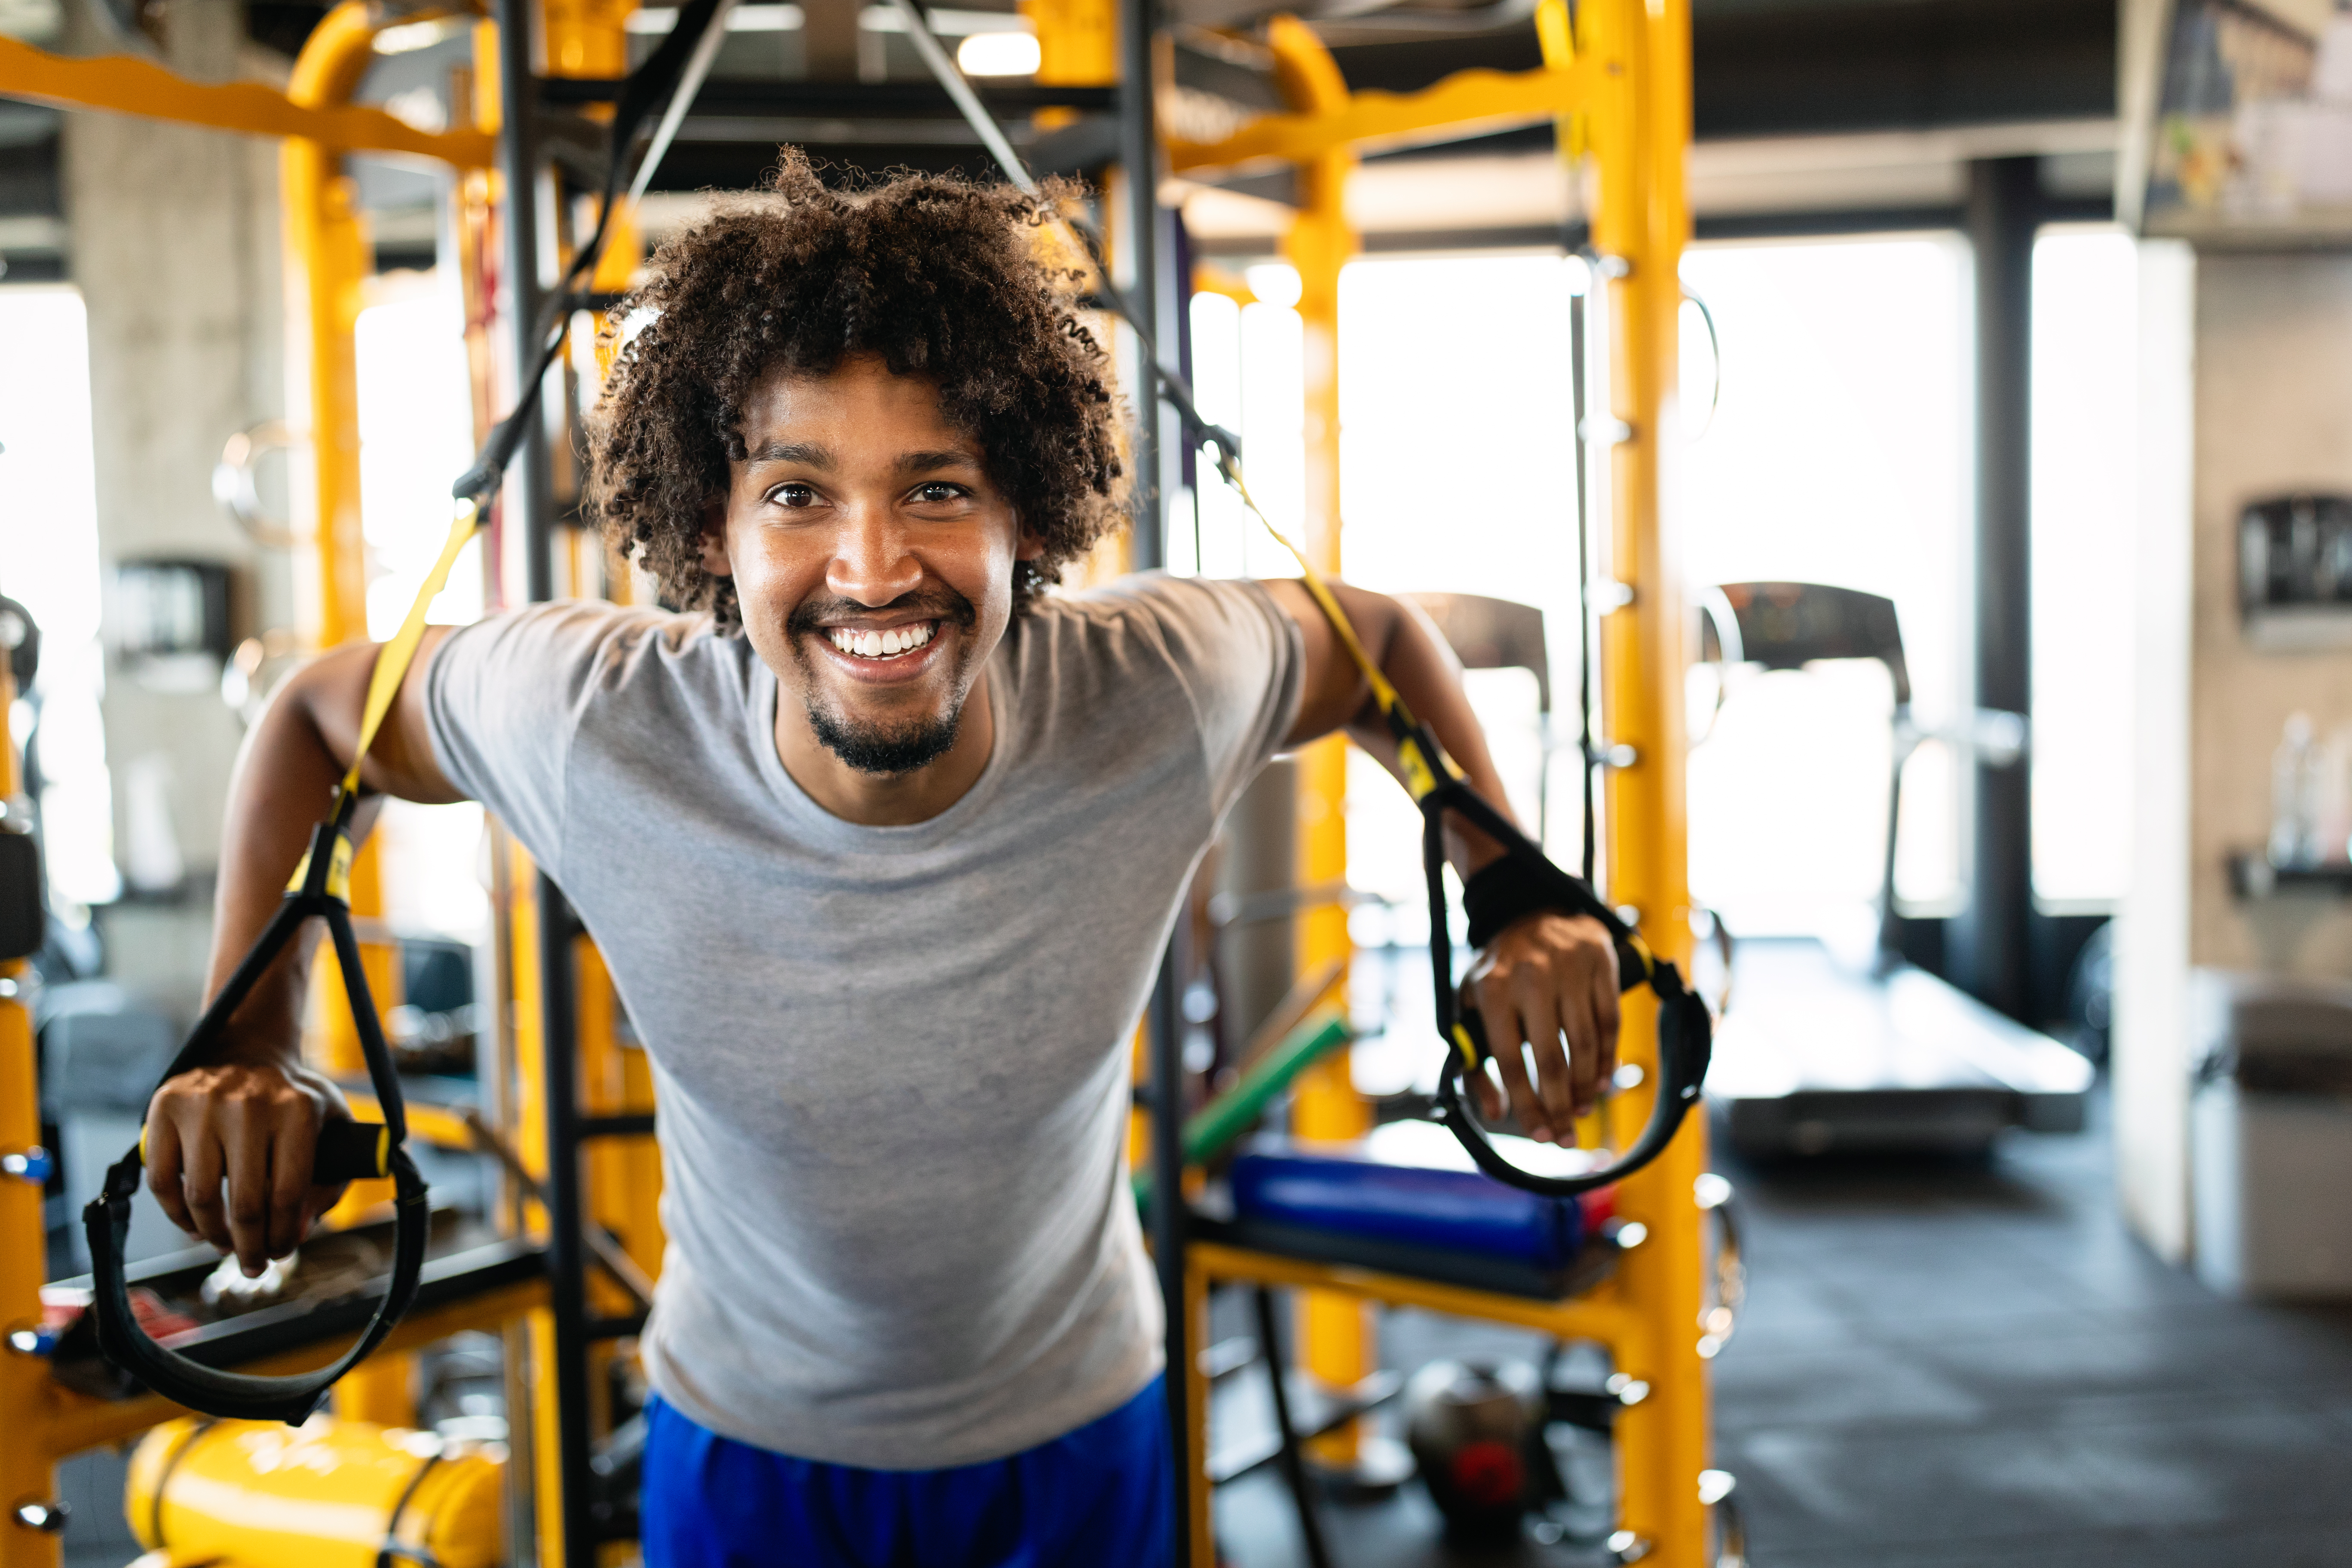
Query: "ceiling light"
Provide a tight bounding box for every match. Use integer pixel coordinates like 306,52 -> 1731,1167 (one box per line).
956,31 -> 1039,77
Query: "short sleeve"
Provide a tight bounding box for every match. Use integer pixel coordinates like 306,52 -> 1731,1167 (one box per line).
424,600 -> 640,878
1122,575 -> 1305,821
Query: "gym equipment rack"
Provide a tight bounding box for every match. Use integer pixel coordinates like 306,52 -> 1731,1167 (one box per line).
0,0 -> 1720,1562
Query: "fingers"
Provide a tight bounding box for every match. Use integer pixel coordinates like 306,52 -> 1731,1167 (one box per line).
1479,997 -> 1561,1144
1593,975 -> 1621,1091
1472,1061 -> 1506,1123
144,1106 -> 194,1237
141,1063 -> 327,1271
266,1112 -> 320,1262
221,1097 -> 280,1277
178,1120 -> 231,1257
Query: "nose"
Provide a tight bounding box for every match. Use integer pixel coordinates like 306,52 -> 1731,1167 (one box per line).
826,507 -> 922,607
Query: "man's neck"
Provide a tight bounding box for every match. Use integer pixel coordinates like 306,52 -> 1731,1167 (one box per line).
773,678 -> 997,826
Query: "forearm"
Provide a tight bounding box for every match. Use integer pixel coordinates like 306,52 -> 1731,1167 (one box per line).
1338,591 -> 1514,880
204,660 -> 378,1065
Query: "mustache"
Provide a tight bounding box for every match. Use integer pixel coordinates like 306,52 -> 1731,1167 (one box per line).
785,586 -> 979,639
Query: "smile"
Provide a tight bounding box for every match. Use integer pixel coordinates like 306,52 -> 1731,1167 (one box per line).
824,621 -> 939,661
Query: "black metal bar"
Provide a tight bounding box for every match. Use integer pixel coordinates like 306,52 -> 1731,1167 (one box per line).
585,1313 -> 651,1341
1145,943 -> 1189,1568
1119,0 -> 1164,570
495,6 -> 593,1556
1954,156 -> 2036,1020
536,874 -> 595,1567
496,0 -> 556,604
579,1113 -> 657,1138
1251,1287 -> 1336,1568
536,76 -> 1117,111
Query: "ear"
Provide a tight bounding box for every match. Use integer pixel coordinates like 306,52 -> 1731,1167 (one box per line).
698,499 -> 732,577
1014,524 -> 1046,564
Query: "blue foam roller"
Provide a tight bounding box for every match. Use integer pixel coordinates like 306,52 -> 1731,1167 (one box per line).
1229,1136 -> 1585,1269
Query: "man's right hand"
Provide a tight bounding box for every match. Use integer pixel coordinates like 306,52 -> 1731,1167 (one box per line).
144,1059 -> 354,1279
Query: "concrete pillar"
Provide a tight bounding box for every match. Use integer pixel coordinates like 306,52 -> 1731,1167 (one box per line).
61,0 -> 289,1005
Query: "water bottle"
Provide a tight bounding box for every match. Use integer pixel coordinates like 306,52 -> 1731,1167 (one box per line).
2270,713 -> 2318,868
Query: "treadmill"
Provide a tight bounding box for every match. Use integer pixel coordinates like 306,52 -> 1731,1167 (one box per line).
1694,583 -> 2094,1158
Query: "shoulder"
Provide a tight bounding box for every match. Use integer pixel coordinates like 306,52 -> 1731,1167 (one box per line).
430,600 -> 752,721
998,573 -> 1301,742
1022,573 -> 1294,667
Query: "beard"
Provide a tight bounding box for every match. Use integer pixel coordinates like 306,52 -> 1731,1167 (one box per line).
805,702 -> 963,775
787,585 -> 980,776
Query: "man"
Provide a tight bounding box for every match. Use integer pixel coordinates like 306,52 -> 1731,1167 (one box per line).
144,156 -> 1620,1566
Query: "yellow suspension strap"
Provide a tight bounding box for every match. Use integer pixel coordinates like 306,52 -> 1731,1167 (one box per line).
1209,451 -> 1711,1199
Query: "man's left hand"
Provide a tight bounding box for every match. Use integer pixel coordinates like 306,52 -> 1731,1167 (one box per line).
1459,911 -> 1620,1142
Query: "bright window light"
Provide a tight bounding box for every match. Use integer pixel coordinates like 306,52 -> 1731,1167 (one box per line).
1678,236 -> 1971,937
355,285 -> 483,641
1243,263 -> 1302,309
2030,227 -> 2138,908
354,283 -> 493,942
0,285 -> 116,909
956,30 -> 1039,76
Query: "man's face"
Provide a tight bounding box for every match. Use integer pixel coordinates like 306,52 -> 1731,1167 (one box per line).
706,354 -> 1040,775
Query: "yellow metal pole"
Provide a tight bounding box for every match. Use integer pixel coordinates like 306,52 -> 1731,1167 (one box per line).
281,0 -> 418,1427
1588,0 -> 1708,1561
1261,14 -> 1376,1471
0,654 -> 56,1567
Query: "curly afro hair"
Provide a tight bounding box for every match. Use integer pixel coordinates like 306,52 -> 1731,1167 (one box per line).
589,151 -> 1130,629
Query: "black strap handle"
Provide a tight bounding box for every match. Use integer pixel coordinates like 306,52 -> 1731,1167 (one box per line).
81,824 -> 432,1425
1409,727 -> 1713,1197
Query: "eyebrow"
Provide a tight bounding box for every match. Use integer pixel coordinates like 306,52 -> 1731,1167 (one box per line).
747,440 -> 833,468
897,449 -> 983,475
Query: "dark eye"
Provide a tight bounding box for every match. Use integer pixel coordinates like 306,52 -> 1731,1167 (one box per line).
771,483 -> 817,508
913,482 -> 964,504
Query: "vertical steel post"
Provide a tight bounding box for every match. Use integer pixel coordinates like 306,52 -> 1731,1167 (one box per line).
496,0 -> 557,605
1117,0 -> 1189,1557
494,0 -> 593,1561
1590,0 -> 1709,1561
1118,0 -> 1164,570
1957,155 -> 2036,1020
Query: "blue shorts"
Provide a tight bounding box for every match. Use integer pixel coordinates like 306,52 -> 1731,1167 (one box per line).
640,1376 -> 1173,1568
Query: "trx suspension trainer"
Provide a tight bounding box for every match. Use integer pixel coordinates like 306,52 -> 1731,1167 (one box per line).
83,0 -> 741,1423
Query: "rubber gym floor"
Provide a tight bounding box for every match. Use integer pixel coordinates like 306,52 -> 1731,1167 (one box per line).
51,1088 -> 2352,1566
1210,1089 -> 2352,1568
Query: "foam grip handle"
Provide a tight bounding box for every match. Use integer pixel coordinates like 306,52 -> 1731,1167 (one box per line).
312,1121 -> 390,1184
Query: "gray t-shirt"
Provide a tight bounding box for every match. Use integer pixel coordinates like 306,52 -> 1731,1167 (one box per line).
425,573 -> 1303,1469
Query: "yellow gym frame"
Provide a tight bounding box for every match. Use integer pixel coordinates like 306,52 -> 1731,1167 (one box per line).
0,0 -> 1701,1559
1161,3 -> 1706,1561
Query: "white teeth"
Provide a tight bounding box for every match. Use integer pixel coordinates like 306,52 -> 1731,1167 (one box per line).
827,622 -> 936,658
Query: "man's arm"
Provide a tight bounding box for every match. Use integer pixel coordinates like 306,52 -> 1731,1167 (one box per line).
1261,579 -> 1618,1144
146,627 -> 468,1277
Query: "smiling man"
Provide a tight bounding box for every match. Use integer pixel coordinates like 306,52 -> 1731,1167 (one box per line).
144,156 -> 1620,1568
